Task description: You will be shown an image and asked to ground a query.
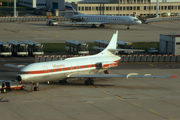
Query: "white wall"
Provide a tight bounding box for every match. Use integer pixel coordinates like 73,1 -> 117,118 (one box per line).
66,0 -> 180,3
65,0 -> 110,3
151,0 -> 180,2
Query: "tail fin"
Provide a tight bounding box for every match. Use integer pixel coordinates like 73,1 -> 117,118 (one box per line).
65,2 -> 77,12
97,31 -> 118,56
64,2 -> 83,18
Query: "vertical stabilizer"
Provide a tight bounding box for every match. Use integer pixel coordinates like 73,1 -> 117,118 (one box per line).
65,2 -> 83,18
97,31 -> 118,56
65,2 -> 77,12
106,31 -> 118,50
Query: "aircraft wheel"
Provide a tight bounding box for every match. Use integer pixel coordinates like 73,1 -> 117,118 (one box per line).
50,21 -> 53,26
63,79 -> 68,83
1,89 -> 6,93
127,26 -> 130,30
91,25 -> 96,28
90,80 -> 94,85
34,87 -> 37,91
85,80 -> 89,85
34,87 -> 39,91
100,24 -> 105,27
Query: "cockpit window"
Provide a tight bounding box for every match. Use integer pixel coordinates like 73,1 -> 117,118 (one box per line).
19,71 -> 30,74
134,19 -> 139,21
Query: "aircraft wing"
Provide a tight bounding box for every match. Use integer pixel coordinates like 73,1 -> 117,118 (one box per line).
69,73 -> 177,79
4,64 -> 25,69
62,22 -> 109,25
108,49 -> 145,52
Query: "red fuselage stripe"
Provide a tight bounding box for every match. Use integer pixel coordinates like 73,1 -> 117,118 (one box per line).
20,63 -> 118,75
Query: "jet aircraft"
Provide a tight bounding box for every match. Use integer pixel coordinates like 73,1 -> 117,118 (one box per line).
5,31 -> 177,91
64,2 -> 142,29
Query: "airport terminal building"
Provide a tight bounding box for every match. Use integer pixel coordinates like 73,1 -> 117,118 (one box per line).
71,0 -> 180,16
17,0 -> 180,16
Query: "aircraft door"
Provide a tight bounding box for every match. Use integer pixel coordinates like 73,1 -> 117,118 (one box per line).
43,65 -> 52,81
43,65 -> 49,75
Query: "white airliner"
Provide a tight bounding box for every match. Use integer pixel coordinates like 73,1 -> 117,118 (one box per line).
64,2 -> 142,29
5,31 -> 177,91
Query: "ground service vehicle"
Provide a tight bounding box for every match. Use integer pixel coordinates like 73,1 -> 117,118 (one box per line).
0,41 -> 12,56
65,40 -> 89,55
46,18 -> 58,26
93,40 -> 109,52
117,41 -> 133,54
93,40 -> 133,54
7,41 -> 28,56
0,80 -> 25,93
148,48 -> 158,54
0,80 -> 6,93
22,40 -> 44,56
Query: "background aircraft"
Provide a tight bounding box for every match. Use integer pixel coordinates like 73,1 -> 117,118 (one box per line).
64,2 -> 142,29
5,31 -> 177,91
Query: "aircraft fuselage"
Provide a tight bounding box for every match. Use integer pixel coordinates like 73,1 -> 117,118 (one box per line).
71,14 -> 142,25
17,55 -> 120,83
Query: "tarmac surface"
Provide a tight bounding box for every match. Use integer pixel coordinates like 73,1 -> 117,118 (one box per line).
0,20 -> 180,43
0,57 -> 180,120
0,21 -> 180,120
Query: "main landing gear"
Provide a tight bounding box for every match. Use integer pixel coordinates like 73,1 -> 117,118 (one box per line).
91,24 -> 97,28
59,79 -> 68,84
85,78 -> 94,85
100,24 -> 105,27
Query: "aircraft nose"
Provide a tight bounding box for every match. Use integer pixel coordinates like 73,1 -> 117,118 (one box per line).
139,20 -> 142,24
16,75 -> 22,81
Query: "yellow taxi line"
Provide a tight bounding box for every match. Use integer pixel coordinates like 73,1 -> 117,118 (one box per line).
131,102 -> 141,107
115,95 -> 124,100
149,110 -> 160,115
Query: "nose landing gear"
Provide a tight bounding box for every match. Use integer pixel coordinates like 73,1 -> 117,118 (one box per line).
32,83 -> 39,91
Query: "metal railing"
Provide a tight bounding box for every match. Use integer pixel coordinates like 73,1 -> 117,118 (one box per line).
0,16 -> 70,22
145,16 -> 180,24
34,54 -> 180,63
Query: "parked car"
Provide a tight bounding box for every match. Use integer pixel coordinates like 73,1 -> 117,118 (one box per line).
148,48 -> 158,54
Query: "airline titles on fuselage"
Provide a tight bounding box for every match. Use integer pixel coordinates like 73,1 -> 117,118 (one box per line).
52,64 -> 65,68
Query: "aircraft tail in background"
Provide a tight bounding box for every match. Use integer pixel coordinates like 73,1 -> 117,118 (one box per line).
64,2 -> 84,18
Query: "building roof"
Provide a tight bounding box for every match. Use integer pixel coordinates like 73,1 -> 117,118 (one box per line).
161,34 -> 180,37
166,35 -> 180,37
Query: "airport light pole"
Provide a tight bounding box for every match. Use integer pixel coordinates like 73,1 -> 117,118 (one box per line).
156,0 -> 159,17
118,0 -> 120,15
7,0 -> 9,8
14,0 -> 17,17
